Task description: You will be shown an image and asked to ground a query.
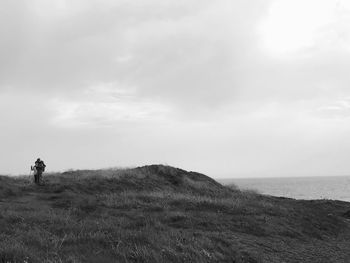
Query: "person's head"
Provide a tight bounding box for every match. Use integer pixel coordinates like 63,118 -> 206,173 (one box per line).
37,158 -> 41,162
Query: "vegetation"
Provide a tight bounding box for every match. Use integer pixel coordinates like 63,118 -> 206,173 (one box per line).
0,165 -> 350,262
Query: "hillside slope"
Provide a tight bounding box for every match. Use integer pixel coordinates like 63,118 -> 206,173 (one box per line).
1,165 -> 350,262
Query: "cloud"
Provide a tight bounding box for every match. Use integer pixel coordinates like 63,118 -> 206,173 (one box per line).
316,97 -> 350,118
0,0 -> 269,111
0,0 -> 212,90
49,82 -> 171,127
259,0 -> 335,55
2,0 -> 350,176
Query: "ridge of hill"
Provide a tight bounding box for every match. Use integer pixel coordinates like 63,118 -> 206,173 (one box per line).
1,165 -> 350,262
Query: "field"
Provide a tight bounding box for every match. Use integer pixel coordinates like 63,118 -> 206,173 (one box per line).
1,165 -> 350,262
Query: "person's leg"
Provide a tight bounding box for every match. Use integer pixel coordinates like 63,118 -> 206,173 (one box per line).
38,171 -> 42,185
34,172 -> 38,184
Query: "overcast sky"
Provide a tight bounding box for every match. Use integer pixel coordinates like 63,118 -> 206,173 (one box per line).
2,0 -> 350,177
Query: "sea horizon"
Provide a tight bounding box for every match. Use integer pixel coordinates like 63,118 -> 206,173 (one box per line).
218,175 -> 350,202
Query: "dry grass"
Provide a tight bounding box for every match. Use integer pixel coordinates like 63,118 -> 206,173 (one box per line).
0,165 -> 349,262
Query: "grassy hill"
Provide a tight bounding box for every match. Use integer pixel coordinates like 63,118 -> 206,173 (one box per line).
1,165 -> 350,262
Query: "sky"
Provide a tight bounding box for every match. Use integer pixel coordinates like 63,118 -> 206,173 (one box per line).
1,0 -> 350,178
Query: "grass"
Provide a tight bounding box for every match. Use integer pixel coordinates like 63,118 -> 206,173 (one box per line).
0,165 -> 350,262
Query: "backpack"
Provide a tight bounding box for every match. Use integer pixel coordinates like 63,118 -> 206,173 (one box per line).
36,161 -> 45,172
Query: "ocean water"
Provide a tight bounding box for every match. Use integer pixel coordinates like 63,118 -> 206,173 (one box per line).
219,176 -> 350,202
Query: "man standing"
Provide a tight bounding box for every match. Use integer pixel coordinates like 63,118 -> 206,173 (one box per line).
31,158 -> 46,185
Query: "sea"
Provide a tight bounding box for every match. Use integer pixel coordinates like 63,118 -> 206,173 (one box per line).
219,176 -> 350,202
